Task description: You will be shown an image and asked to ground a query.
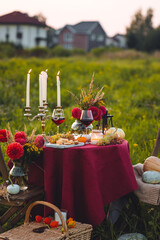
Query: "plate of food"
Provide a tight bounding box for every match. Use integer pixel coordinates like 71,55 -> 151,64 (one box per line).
45,133 -> 85,148
45,141 -> 84,149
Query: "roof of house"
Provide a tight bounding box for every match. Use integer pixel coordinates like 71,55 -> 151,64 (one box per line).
0,11 -> 47,27
62,21 -> 107,35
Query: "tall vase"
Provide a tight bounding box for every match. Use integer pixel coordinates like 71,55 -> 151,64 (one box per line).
71,119 -> 93,133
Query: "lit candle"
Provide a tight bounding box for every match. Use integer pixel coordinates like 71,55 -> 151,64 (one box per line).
26,69 -> 32,107
41,70 -> 48,102
39,73 -> 43,107
56,71 -> 61,107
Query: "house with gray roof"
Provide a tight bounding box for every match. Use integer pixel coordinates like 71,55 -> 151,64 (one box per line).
58,21 -> 107,52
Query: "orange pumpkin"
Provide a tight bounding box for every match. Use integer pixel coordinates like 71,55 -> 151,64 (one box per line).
77,136 -> 87,143
143,156 -> 160,172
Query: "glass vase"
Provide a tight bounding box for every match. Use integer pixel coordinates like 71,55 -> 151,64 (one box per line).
9,161 -> 28,191
71,119 -> 93,134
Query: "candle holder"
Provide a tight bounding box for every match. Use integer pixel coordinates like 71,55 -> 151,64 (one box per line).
24,101 -> 51,136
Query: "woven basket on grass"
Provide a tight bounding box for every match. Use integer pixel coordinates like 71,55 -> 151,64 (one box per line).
0,201 -> 93,240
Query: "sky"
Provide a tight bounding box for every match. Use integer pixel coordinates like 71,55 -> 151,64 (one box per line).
0,0 -> 160,36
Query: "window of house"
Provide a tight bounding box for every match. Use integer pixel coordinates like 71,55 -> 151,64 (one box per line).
91,34 -> 96,41
6,26 -> 10,41
63,33 -> 73,42
5,34 -> 9,42
97,35 -> 104,42
16,25 -> 23,39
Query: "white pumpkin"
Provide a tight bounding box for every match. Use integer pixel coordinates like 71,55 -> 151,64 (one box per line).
116,128 -> 125,139
107,127 -> 116,134
7,184 -> 20,194
107,127 -> 125,139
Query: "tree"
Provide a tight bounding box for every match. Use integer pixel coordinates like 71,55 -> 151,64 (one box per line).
145,26 -> 160,52
126,8 -> 153,51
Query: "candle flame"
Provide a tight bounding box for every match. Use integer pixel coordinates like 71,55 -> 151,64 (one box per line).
28,69 -> 32,74
57,71 -> 60,76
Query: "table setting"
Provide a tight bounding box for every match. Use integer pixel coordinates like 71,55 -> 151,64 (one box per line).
0,69 -> 138,228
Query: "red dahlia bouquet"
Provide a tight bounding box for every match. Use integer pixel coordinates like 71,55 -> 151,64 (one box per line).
69,74 -> 107,121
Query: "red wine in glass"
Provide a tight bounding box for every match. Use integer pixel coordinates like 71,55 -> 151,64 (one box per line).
80,110 -> 93,134
52,108 -> 65,133
52,117 -> 65,126
80,119 -> 93,127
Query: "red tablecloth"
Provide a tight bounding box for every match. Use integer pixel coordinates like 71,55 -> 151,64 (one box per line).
43,140 -> 137,227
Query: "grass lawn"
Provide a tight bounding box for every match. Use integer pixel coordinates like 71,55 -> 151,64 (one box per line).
1,53 -> 160,239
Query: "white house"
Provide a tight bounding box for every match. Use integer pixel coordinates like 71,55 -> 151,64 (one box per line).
0,11 -> 48,49
106,34 -> 127,48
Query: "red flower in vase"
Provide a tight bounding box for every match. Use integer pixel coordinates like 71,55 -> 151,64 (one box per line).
72,107 -> 81,119
100,106 -> 107,116
0,129 -> 10,142
94,109 -> 103,121
88,106 -> 99,120
14,131 -> 26,140
15,138 -> 26,146
34,135 -> 45,148
6,142 -> 24,160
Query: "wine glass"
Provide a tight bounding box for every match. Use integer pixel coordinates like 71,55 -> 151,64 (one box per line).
52,108 -> 65,134
80,110 -> 93,134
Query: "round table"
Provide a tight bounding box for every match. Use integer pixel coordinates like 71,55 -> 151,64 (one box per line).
43,140 -> 137,227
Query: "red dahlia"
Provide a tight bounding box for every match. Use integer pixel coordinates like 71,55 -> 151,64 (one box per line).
71,108 -> 81,119
6,142 -> 24,160
94,109 -> 103,121
34,135 -> 45,148
100,106 -> 107,116
15,138 -> 26,146
0,129 -> 10,142
88,106 -> 99,120
14,131 -> 26,140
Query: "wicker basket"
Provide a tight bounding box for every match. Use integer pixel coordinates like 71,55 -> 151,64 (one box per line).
0,201 -> 93,240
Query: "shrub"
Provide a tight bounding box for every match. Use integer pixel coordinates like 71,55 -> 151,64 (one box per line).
71,48 -> 85,56
29,47 -> 49,57
50,46 -> 71,57
0,42 -> 17,58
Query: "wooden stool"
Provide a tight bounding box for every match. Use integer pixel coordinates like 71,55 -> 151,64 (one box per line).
0,146 -> 44,232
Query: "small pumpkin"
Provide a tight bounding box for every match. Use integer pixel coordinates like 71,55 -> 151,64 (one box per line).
77,136 -> 87,143
143,156 -> 160,173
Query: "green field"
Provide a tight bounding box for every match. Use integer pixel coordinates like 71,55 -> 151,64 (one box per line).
1,54 -> 160,239
0,55 -> 160,163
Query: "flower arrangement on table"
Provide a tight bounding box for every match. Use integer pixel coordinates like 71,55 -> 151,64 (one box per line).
69,74 -> 107,122
0,126 -> 44,179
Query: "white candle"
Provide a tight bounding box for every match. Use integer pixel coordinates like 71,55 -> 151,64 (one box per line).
41,71 -> 48,102
39,73 -> 43,107
26,69 -> 32,107
56,71 -> 61,107
55,210 -> 67,225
